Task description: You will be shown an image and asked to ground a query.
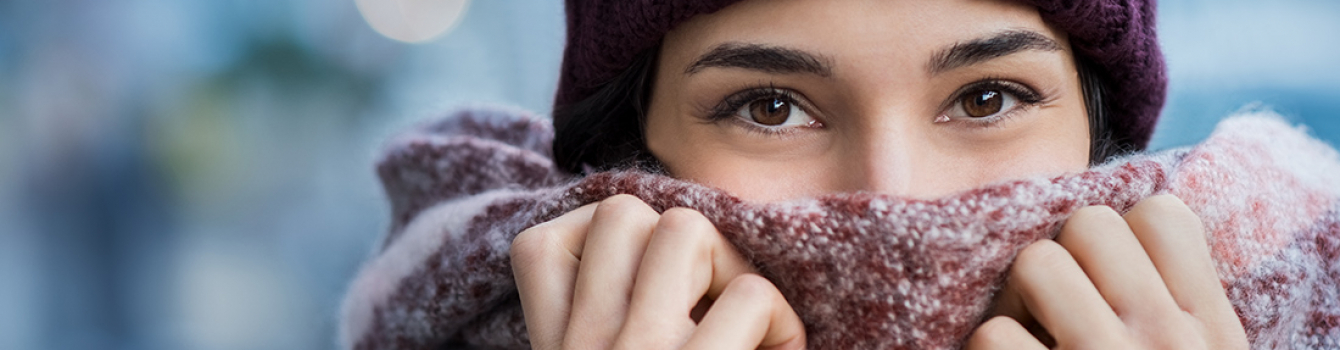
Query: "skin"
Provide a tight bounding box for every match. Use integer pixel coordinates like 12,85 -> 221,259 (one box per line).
511,0 -> 1251,349
646,0 -> 1089,201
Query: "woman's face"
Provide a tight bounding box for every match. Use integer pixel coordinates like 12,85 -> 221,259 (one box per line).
645,0 -> 1091,202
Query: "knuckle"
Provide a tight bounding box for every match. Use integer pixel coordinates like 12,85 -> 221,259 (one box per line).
656,207 -> 714,234
593,194 -> 659,228
719,274 -> 784,314
724,274 -> 778,298
510,229 -> 561,274
1012,240 -> 1075,278
1065,205 -> 1126,230
510,225 -> 551,259
1140,194 -> 1192,214
654,208 -> 721,254
595,194 -> 648,216
1057,205 -> 1132,248
969,316 -> 1024,347
1129,194 -> 1205,231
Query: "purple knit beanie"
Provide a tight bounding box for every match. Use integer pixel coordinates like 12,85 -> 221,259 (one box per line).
555,0 -> 1166,150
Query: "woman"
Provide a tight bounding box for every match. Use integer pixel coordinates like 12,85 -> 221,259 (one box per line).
341,0 -> 1340,348
511,0 -> 1248,349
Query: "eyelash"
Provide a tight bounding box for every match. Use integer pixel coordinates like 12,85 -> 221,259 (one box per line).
703,78 -> 1048,135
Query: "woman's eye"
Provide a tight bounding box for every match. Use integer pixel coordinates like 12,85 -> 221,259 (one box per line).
737,95 -> 815,127
748,98 -> 791,125
949,88 -> 1020,120
963,90 -> 1002,117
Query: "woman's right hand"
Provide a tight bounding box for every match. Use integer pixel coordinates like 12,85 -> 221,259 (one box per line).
510,194 -> 807,350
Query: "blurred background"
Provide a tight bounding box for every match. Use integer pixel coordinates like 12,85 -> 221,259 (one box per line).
0,0 -> 1336,349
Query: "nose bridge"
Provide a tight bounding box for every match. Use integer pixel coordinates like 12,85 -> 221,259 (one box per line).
848,108 -> 917,195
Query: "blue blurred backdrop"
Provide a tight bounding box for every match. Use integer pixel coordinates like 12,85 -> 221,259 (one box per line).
0,0 -> 1336,349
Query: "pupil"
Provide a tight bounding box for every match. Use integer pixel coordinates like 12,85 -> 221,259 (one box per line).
750,97 -> 791,125
975,91 -> 998,106
963,90 -> 1003,118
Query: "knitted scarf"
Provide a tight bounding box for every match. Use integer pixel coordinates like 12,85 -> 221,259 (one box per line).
340,107 -> 1340,349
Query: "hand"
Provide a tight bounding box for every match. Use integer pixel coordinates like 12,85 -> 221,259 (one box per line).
510,194 -> 807,350
968,194 -> 1249,349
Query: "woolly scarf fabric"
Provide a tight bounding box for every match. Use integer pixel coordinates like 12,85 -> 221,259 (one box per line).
340,107 -> 1340,350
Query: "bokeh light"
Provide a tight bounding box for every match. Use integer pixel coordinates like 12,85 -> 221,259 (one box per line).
355,0 -> 470,43
0,1 -> 1335,350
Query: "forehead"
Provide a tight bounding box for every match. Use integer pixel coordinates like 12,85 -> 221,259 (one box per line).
660,0 -> 1065,71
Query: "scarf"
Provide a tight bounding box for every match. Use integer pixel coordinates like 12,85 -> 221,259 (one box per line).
339,106 -> 1340,349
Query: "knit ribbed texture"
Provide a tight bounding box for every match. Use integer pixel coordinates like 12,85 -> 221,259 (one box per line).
554,0 -> 1166,149
340,106 -> 1340,349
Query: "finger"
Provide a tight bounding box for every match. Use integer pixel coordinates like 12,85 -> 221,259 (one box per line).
1122,195 -> 1232,316
680,274 -> 805,350
1009,239 -> 1133,349
511,203 -> 599,350
563,195 -> 662,350
964,316 -> 1048,350
1055,206 -> 1183,323
1124,195 -> 1247,347
614,208 -> 757,348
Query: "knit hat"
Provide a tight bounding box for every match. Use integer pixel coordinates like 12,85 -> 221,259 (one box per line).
554,0 -> 1166,150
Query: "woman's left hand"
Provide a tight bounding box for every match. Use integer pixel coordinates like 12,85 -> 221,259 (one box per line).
967,194 -> 1250,349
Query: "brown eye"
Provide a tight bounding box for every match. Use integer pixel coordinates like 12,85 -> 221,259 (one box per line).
961,90 -> 1003,118
748,98 -> 791,125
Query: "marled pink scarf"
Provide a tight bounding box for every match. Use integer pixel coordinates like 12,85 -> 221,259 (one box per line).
340,107 -> 1340,349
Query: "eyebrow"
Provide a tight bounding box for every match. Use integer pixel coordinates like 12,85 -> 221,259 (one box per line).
684,43 -> 834,77
927,30 -> 1061,74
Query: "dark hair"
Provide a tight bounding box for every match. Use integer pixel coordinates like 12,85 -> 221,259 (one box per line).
553,45 -> 662,174
1075,52 -> 1130,165
554,45 -> 1124,174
